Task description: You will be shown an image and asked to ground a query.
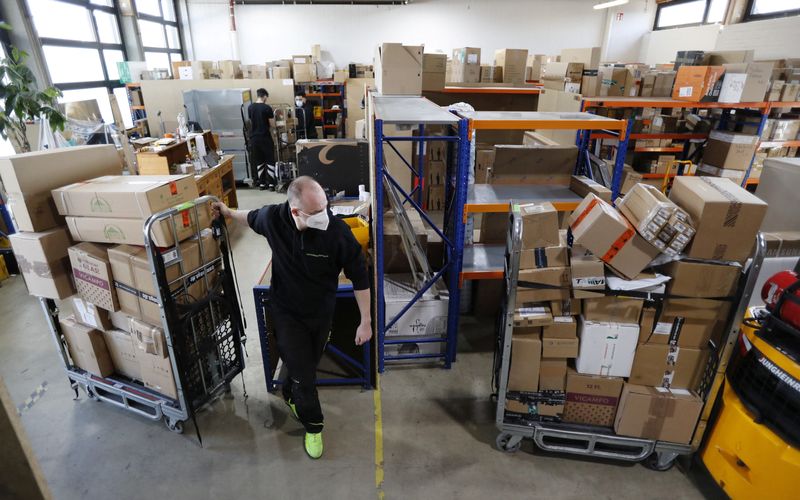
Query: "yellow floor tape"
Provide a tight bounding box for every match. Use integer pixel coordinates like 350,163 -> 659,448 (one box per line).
374,372 -> 385,500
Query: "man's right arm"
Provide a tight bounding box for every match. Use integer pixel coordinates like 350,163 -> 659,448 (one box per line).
211,202 -> 251,226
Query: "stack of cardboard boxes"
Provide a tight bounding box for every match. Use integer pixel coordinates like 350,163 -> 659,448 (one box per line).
451,47 -> 481,84
504,177 -> 768,444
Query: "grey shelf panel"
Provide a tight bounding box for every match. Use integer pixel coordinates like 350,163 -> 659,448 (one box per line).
467,184 -> 582,209
462,244 -> 504,277
373,96 -> 459,125
459,110 -> 623,124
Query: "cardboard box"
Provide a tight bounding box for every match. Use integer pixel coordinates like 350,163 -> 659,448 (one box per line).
542,62 -> 583,92
138,349 -> 177,398
479,65 -> 503,83
696,163 -> 747,185
550,298 -> 582,316
673,50 -> 708,69
614,384 -> 703,444
519,233 -> 569,269
543,316 -> 577,339
668,177 -> 768,262
707,50 -> 754,65
560,47 -> 601,70
53,175 -> 198,219
617,183 -> 695,255
513,305 -> 554,327
60,315 -> 113,377
0,145 -> 121,232
293,63 -> 317,82
780,82 -> 800,102
527,54 -> 548,81
383,274 -> 448,337
771,120 -> 800,141
129,317 -> 168,357
570,175 -> 612,203
568,193 -> 660,279
65,204 -> 211,247
702,131 -> 759,171
9,227 -> 75,299
508,335 -> 541,392
494,49 -> 529,85
427,184 -> 445,211
539,358 -> 568,391
629,343 -> 710,390
516,286 -> 570,304
490,145 -> 577,185
576,319 -> 639,377
68,242 -> 118,312
646,298 -> 731,348
216,60 -> 242,79
102,328 -> 140,380
270,66 -> 291,79
582,297 -> 643,324
570,256 -> 605,297
475,148 -> 495,183
108,229 -> 220,325
518,266 -> 570,289
241,64 -> 268,79
542,336 -> 579,358
563,368 -> 624,427
519,202 -> 559,249
68,295 -> 112,330
451,47 -> 481,83
672,65 -> 725,102
422,53 -> 447,91
661,260 -> 740,298
599,65 -> 646,97
717,62 -> 773,103
650,72 -> 676,97
374,43 -> 423,95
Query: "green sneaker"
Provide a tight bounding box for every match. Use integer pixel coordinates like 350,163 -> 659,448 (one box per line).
284,399 -> 299,421
304,432 -> 323,459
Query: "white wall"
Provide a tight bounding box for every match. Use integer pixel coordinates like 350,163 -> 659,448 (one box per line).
641,24 -> 721,65
715,17 -> 800,60
186,0 -> 608,66
602,0 -> 655,63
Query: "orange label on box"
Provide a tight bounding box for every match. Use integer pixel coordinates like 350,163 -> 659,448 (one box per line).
169,181 -> 178,196
181,210 -> 190,228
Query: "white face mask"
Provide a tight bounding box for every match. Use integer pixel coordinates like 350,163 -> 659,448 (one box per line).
302,210 -> 329,231
295,98 -> 304,107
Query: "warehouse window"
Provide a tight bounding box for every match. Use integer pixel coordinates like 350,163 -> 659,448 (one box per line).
654,0 -> 729,29
25,0 -> 127,123
745,0 -> 800,20
134,0 -> 183,75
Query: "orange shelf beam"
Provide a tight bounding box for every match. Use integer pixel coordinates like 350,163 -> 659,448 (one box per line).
759,140 -> 800,148
441,86 -> 542,95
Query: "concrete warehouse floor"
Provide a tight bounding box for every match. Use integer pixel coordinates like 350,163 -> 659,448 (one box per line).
0,188 -> 723,500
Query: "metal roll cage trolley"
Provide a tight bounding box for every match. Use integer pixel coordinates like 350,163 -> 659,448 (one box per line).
40,196 -> 247,440
494,204 -> 766,470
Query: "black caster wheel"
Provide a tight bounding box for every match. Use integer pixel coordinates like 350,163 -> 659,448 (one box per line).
496,433 -> 522,453
643,452 -> 676,471
166,419 -> 185,434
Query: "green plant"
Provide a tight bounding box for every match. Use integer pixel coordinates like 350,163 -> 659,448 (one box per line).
0,24 -> 66,152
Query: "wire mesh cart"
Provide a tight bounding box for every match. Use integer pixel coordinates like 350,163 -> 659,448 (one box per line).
253,260 -> 371,391
41,195 -> 246,434
493,205 -> 766,470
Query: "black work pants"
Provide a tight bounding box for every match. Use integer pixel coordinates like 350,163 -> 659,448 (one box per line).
249,136 -> 275,185
271,305 -> 331,434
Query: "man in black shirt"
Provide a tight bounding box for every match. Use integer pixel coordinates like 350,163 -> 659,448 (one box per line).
212,176 -> 371,459
294,92 -> 318,140
248,88 -> 276,190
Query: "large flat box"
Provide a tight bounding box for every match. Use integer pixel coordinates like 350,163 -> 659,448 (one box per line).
508,335 -> 541,392
68,295 -> 112,330
576,319 -> 639,377
108,229 -> 219,325
102,328 -> 140,380
421,53 -> 447,91
717,62 -> 773,103
9,227 -> 75,299
702,131 -> 759,171
542,336 -> 579,358
661,260 -> 740,298
629,343 -> 709,390
539,358 -> 568,391
568,193 -> 660,279
519,202 -> 559,249
68,242 -> 118,312
614,384 -> 703,444
138,349 -> 177,398
543,316 -> 577,339
0,145 -> 121,231
451,47 -> 481,83
563,368 -> 623,427
570,175 -> 612,203
672,65 -> 725,102
582,297 -> 643,324
53,175 -> 198,219
374,43 -> 423,95
60,315 -> 113,377
384,274 -> 448,337
65,205 -> 210,247
648,298 -> 731,348
490,145 -> 577,185
494,49 -> 529,85
668,177 -> 768,262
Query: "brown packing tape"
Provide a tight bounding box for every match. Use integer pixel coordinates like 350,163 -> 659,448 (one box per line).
698,177 -> 742,229
641,416 -> 664,440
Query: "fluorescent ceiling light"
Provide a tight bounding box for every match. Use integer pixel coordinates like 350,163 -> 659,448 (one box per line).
594,0 -> 629,9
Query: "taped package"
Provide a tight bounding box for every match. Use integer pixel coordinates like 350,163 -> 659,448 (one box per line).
617,183 -> 695,256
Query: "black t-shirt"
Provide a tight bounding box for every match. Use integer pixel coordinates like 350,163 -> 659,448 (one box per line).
248,102 -> 274,142
248,202 -> 369,318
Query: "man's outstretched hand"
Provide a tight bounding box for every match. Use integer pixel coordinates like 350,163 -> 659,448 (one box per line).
211,201 -> 231,219
355,321 -> 372,346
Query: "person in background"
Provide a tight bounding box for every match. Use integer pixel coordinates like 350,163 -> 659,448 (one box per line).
295,91 -> 318,140
211,176 -> 371,459
248,88 -> 276,190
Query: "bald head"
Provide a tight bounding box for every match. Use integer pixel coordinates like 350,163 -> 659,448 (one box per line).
287,176 -> 326,211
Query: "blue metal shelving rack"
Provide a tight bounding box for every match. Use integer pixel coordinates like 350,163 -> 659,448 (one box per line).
372,95 -> 469,372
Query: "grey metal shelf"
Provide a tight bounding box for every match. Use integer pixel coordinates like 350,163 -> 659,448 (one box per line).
373,95 -> 460,125
462,244 -> 505,280
465,184 -> 583,213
